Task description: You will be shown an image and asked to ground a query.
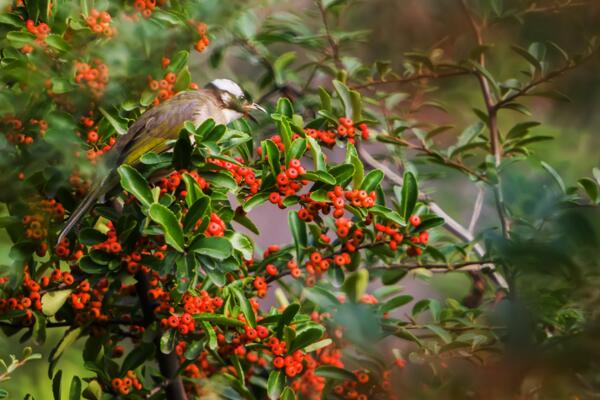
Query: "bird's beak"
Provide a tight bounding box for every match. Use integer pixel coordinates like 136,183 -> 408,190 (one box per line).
247,103 -> 267,114
243,103 -> 267,123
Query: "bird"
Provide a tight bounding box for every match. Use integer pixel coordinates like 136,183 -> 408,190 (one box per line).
57,78 -> 265,245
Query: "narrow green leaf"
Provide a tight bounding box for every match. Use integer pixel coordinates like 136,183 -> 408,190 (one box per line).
69,376 -> 81,400
360,169 -> 384,192
315,366 -> 357,381
189,236 -> 232,260
231,287 -> 256,328
42,289 -> 72,316
541,161 -> 565,193
400,172 -> 418,220
117,165 -> 153,208
342,269 -> 369,302
149,204 -> 185,252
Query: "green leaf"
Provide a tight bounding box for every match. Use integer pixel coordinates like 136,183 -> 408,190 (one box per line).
78,228 -> 107,245
289,327 -> 324,352
302,170 -> 336,185
315,366 -> 357,381
99,108 -> 128,136
510,45 -> 542,76
350,89 -> 362,121
229,232 -> 254,260
182,173 -> 207,208
399,172 -> 418,220
172,130 -> 193,170
183,341 -> 204,361
201,321 -> 218,350
69,376 -> 81,400
160,330 -> 176,354
288,211 -> 307,260
333,80 -> 353,117
52,369 -> 62,400
342,269 -> 369,302
541,161 -> 565,193
281,387 -> 296,400
426,324 -> 452,344
267,370 -> 284,399
264,139 -> 282,176
360,169 -> 384,192
194,118 -> 216,141
579,178 -> 599,203
273,52 -> 296,86
275,303 -> 300,337
189,236 -> 232,260
203,171 -> 238,191
456,121 -> 485,147
306,137 -> 326,171
276,97 -> 294,118
6,31 -> 35,47
329,163 -> 355,185
231,287 -> 256,328
149,204 -> 185,252
45,34 -> 71,52
289,138 -> 307,160
174,66 -> 192,92
243,192 -> 270,212
49,328 -> 81,374
81,380 -> 102,400
381,295 -> 413,313
319,87 -> 332,112
346,144 -> 363,187
118,165 -> 153,208
194,313 -> 245,327
78,256 -> 105,274
166,50 -> 189,73
303,338 -> 333,353
42,289 -> 72,316
121,343 -> 154,374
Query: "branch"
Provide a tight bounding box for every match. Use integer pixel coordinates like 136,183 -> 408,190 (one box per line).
521,0 -> 590,15
357,145 -> 508,289
315,0 -> 342,68
350,69 -> 470,90
494,56 -> 594,110
368,259 -> 496,273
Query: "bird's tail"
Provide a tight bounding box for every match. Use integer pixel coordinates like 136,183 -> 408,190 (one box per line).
56,172 -> 116,245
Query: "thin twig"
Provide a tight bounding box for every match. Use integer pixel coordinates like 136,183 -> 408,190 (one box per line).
469,185 -> 485,234
315,0 -> 343,68
350,70 -> 470,90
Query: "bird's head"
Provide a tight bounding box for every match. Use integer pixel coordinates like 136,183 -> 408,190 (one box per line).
205,78 -> 266,123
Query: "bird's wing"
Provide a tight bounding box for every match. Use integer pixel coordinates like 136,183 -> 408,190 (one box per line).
109,90 -> 220,167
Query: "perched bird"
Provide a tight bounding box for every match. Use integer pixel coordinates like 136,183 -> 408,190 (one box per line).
57,78 -> 265,244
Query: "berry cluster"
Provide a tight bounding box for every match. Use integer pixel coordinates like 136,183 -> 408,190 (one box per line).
111,370 -> 142,396
192,21 -> 210,52
75,59 -> 109,98
158,170 -> 208,195
92,223 -> 123,255
85,9 -> 115,37
304,117 -> 370,147
133,0 -> 166,18
208,157 -> 261,195
22,19 -> 50,54
268,158 -> 308,206
148,71 -> 178,106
